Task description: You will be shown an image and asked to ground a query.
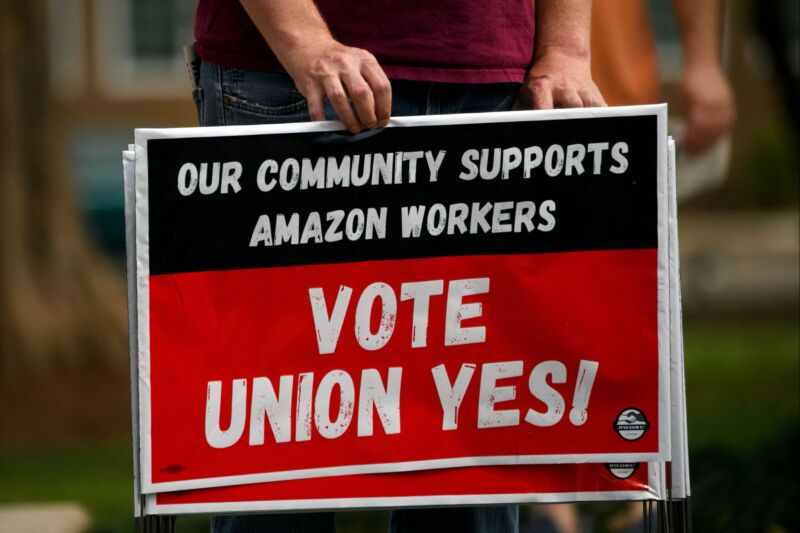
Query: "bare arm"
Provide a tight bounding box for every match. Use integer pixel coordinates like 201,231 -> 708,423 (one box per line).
240,0 -> 391,133
672,0 -> 736,153
515,0 -> 605,109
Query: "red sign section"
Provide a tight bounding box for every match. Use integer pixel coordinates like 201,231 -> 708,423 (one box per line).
149,250 -> 658,486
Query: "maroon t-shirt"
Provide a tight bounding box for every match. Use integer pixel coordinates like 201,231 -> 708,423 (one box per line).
194,1 -> 535,83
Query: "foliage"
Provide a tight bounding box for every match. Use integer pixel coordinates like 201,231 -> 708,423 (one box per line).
738,123 -> 800,209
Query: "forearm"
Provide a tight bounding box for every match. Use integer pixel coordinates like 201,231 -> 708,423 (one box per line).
239,0 -> 332,71
516,0 -> 603,109
238,0 -> 392,132
671,0 -> 734,152
671,0 -> 722,69
533,0 -> 593,61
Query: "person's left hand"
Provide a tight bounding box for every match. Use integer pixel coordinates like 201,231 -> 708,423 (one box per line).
514,49 -> 606,109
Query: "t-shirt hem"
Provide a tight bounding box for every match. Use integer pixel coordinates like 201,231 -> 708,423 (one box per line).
382,65 -> 526,84
195,43 -> 283,71
196,43 -> 527,84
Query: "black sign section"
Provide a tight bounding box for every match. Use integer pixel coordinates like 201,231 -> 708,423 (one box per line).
147,115 -> 657,275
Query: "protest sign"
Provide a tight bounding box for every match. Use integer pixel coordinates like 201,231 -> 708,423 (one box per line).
130,106 -> 670,494
124,128 -> 682,517
142,462 -> 664,515
123,144 -> 668,516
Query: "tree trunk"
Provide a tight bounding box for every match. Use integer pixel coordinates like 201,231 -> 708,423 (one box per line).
0,0 -> 128,378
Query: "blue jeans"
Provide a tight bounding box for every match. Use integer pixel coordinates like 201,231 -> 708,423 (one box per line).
195,59 -> 520,533
194,60 -> 520,126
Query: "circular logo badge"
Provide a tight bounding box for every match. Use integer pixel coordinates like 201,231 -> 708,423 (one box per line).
613,408 -> 650,441
605,462 -> 640,479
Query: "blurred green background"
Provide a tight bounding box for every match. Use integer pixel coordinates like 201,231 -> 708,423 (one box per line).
0,0 -> 797,532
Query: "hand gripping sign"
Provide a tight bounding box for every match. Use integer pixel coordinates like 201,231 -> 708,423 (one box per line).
130,105 -> 670,494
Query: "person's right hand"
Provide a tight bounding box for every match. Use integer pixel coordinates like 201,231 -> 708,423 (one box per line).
284,38 -> 392,133
680,63 -> 736,154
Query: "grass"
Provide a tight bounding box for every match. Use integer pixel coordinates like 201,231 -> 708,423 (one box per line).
0,446 -> 215,533
0,317 -> 797,532
683,318 -> 799,452
0,443 -> 136,533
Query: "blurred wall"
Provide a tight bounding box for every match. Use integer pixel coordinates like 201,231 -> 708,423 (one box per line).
49,0 -> 197,253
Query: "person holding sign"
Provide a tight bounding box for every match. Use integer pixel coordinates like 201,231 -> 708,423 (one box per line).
190,1 -> 605,532
192,0 -> 605,131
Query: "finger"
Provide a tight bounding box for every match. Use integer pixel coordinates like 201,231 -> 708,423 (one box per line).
683,127 -> 714,154
530,80 -> 553,109
305,85 -> 327,122
685,106 -> 727,153
361,62 -> 392,127
683,120 -> 718,154
579,88 -> 607,108
323,76 -> 360,133
342,70 -> 377,129
552,87 -> 583,109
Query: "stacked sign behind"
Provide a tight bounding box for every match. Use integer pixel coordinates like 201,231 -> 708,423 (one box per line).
123,106 -> 689,523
